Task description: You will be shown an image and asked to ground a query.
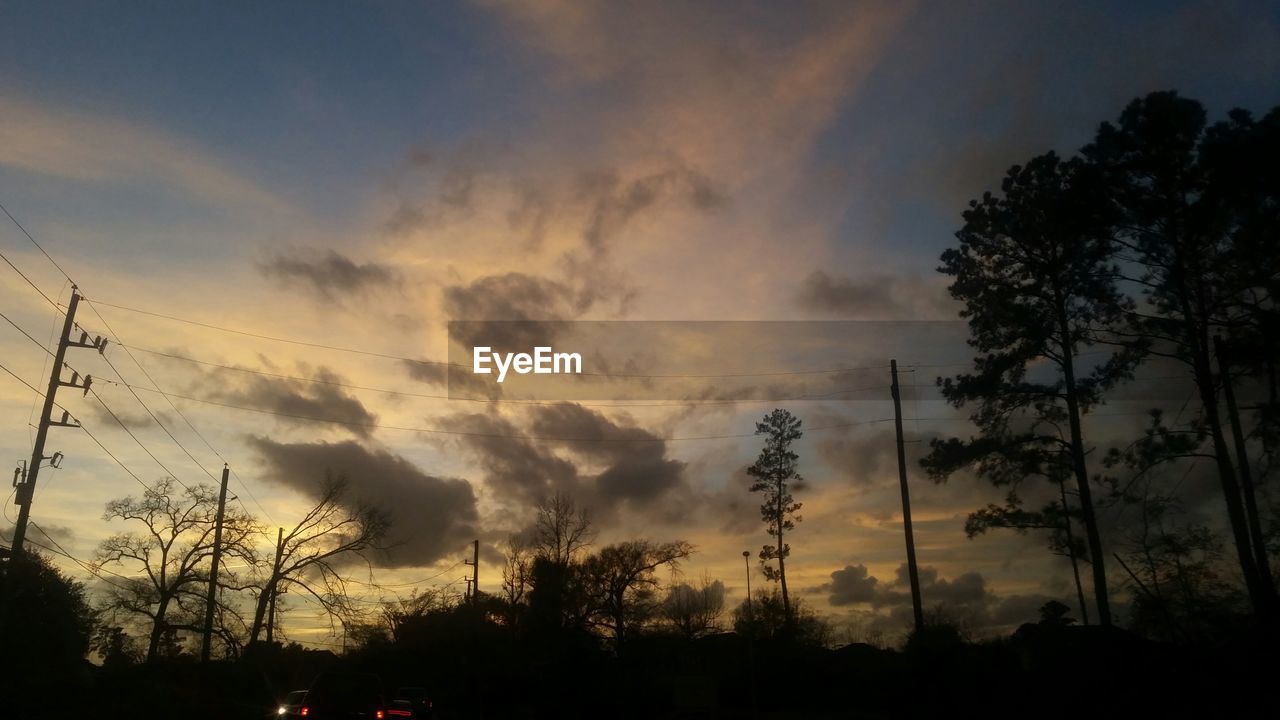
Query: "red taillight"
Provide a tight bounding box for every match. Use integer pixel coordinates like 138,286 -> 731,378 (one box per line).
300,708 -> 308,717
388,711 -> 411,718
375,712 -> 384,720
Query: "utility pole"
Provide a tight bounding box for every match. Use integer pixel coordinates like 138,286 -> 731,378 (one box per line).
12,288 -> 103,553
200,465 -> 230,662
1216,336 -> 1277,601
465,539 -> 480,605
891,360 -> 924,632
267,527 -> 284,644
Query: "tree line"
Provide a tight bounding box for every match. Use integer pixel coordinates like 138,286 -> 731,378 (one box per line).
921,90 -> 1279,637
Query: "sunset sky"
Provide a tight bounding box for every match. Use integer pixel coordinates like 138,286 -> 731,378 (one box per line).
2,1 -> 1278,646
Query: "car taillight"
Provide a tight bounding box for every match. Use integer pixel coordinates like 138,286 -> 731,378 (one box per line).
375,711 -> 384,719
300,707 -> 308,717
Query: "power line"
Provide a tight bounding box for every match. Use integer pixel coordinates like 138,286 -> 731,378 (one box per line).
88,298 -> 891,379
77,420 -> 153,493
0,357 -> 79,423
120,343 -> 891,406
0,201 -> 75,287
0,309 -> 57,358
347,560 -> 466,589
0,247 -> 61,311
0,202 -> 274,525
88,388 -> 194,492
108,382 -> 904,441
84,305 -> 277,524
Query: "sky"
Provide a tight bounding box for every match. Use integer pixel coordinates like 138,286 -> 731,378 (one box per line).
2,0 -> 1278,646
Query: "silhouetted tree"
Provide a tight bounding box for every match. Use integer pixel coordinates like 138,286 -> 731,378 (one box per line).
660,573 -> 726,639
532,490 -> 595,566
94,477 -> 259,662
732,588 -> 829,646
91,625 -> 143,668
1083,91 -> 1279,616
1037,600 -> 1076,626
501,532 -> 532,610
248,476 -> 389,645
747,408 -> 804,621
964,477 -> 1091,625
580,539 -> 692,645
923,152 -> 1136,626
0,551 -> 94,705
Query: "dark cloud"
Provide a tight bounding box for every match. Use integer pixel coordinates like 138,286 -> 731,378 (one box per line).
401,358 -> 501,400
819,563 -> 998,631
506,180 -> 554,249
202,365 -> 378,439
989,593 -> 1064,628
438,402 -> 690,525
797,271 -> 957,320
579,165 -> 726,252
442,272 -> 575,349
439,410 -> 580,504
817,428 -> 900,488
821,564 -> 881,606
527,403 -> 687,507
85,402 -> 169,431
260,248 -> 396,303
247,436 -> 478,567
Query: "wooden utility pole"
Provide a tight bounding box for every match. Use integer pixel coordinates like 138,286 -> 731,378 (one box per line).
471,539 -> 480,605
267,527 -> 284,643
1216,336 -> 1277,599
891,360 -> 924,631
12,288 -> 102,553
200,465 -> 230,661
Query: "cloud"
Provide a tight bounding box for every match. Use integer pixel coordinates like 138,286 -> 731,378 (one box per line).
815,562 -> 996,624
797,270 -> 957,319
822,564 -> 881,606
578,166 -> 726,252
85,401 -> 170,432
259,248 -> 396,304
527,403 -> 688,507
401,358 -> 500,400
439,402 -> 690,524
246,436 -> 478,567
0,96 -> 288,213
200,364 -> 379,438
437,410 -> 580,505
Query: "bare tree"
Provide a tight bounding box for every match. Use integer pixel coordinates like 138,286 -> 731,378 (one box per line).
660,572 -> 725,639
248,476 -> 390,645
582,539 -> 693,645
501,532 -> 532,607
94,477 -> 259,663
532,491 -> 595,566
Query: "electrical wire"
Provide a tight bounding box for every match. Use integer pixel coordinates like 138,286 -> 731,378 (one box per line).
112,382 -> 903,442
88,298 -> 891,379
87,387 -> 194,492
120,342 -> 892,407
0,202 -> 275,525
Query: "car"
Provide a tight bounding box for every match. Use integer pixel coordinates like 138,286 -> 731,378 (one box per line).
392,687 -> 433,718
300,672 -> 388,719
277,690 -> 308,718
385,699 -> 416,718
